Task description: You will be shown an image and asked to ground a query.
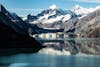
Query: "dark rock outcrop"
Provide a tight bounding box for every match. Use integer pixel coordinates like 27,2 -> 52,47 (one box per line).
0,4 -> 45,56
0,21 -> 43,48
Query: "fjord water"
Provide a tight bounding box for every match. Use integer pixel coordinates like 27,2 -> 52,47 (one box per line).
0,53 -> 100,67
0,38 -> 100,67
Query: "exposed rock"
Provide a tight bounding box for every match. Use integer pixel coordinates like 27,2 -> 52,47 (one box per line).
87,27 -> 100,38
75,9 -> 100,38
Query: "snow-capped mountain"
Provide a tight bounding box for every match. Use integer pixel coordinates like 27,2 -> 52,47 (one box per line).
24,5 -> 100,29
72,5 -> 94,18
63,5 -> 100,35
37,5 -> 77,23
72,5 -> 100,18
25,5 -> 77,29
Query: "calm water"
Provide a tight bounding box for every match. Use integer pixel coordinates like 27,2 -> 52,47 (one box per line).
38,38 -> 100,55
0,38 -> 100,67
0,53 -> 100,67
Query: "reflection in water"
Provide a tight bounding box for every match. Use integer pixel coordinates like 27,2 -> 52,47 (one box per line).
67,39 -> 78,54
0,35 -> 100,67
37,38 -> 100,55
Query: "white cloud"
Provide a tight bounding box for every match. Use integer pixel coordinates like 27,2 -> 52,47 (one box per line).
74,0 -> 100,3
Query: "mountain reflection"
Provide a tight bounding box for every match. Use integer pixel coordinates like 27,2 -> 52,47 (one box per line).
35,35 -> 100,55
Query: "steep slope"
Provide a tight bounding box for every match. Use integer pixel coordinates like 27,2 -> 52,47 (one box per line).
0,4 -> 45,56
75,9 -> 100,38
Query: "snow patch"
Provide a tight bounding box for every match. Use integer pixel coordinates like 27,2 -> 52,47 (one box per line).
62,14 -> 71,22
22,16 -> 27,20
49,4 -> 57,10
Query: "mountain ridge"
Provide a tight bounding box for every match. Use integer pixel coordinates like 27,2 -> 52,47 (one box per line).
24,5 -> 100,29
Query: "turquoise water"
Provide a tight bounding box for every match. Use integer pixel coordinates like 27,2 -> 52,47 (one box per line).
0,53 -> 100,67
0,38 -> 100,67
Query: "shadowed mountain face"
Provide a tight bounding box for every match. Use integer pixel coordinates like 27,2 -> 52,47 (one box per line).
0,21 -> 43,48
0,4 -> 45,56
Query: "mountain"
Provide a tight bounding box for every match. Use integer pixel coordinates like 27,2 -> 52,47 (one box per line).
72,5 -> 94,17
0,4 -> 45,55
24,4 -> 100,38
72,5 -> 100,18
63,5 -> 100,36
24,5 -> 99,29
75,9 -> 100,38
24,5 -> 77,29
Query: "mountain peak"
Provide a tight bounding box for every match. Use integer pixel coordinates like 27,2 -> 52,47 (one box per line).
73,5 -> 83,11
49,4 -> 57,10
72,5 -> 90,16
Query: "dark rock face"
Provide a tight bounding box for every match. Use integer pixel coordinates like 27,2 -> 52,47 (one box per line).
0,4 -> 44,56
0,22 -> 43,48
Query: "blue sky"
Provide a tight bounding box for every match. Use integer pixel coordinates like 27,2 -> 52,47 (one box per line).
0,0 -> 100,16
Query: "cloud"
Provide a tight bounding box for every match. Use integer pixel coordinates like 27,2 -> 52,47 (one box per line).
74,0 -> 100,3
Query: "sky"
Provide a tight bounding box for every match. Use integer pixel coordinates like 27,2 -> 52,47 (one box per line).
0,0 -> 100,16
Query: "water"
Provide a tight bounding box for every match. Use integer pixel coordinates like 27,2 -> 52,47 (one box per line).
0,38 -> 100,67
38,38 -> 100,55
0,53 -> 100,67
